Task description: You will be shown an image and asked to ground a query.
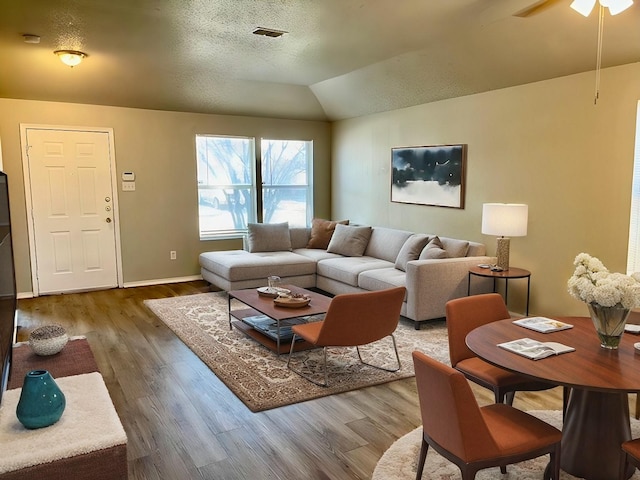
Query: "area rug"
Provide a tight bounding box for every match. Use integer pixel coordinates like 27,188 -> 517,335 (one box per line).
144,292 -> 450,412
372,410 -> 640,479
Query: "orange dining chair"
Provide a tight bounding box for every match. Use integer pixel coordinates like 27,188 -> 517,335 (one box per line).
446,293 -> 558,405
412,350 -> 562,479
620,438 -> 640,479
286,286 -> 406,387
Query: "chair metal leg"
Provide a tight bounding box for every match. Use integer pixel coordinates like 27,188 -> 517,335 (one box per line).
287,336 -> 330,387
356,334 -> 401,372
415,436 -> 428,480
288,334 -> 401,387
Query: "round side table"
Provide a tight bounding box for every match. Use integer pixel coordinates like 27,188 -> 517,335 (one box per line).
467,266 -> 531,315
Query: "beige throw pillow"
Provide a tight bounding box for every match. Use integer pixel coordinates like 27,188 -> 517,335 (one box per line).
419,236 -> 448,260
306,218 -> 349,249
327,224 -> 372,257
394,234 -> 431,271
246,222 -> 292,252
440,237 -> 470,258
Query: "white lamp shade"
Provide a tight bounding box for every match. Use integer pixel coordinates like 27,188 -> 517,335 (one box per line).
482,203 -> 528,237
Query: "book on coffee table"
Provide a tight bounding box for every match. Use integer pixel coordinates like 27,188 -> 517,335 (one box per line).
498,338 -> 575,360
242,315 -> 308,342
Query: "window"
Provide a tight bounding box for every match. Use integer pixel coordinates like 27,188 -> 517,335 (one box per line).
196,135 -> 313,239
627,101 -> 640,273
196,135 -> 256,239
261,139 -> 312,227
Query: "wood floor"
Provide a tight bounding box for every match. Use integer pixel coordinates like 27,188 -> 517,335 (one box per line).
15,281 -> 566,480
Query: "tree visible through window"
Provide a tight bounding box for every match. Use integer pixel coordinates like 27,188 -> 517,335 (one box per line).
261,139 -> 312,227
196,135 -> 312,239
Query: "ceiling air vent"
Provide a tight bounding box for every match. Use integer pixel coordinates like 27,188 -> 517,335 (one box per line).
252,27 -> 287,38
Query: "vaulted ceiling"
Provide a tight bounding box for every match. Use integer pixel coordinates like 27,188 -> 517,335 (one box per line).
1,0 -> 639,121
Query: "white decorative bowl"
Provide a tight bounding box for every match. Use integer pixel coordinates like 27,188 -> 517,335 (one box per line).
29,324 -> 69,356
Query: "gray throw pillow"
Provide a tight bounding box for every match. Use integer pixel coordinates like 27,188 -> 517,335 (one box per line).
327,224 -> 372,257
246,222 -> 292,252
419,236 -> 448,260
440,237 -> 470,258
395,234 -> 431,271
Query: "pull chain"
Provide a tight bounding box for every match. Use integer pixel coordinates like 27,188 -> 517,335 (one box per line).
594,5 -> 605,104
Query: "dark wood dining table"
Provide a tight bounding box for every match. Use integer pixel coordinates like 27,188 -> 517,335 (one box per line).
466,316 -> 640,480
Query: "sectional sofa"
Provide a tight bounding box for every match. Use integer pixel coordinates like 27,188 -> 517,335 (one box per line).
199,221 -> 494,329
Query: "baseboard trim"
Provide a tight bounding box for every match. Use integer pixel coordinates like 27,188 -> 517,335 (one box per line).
123,275 -> 203,288
17,275 -> 204,298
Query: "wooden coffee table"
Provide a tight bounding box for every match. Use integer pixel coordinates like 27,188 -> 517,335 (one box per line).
228,285 -> 332,355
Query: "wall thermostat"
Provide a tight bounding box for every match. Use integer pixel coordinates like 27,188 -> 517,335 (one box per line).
122,172 -> 135,181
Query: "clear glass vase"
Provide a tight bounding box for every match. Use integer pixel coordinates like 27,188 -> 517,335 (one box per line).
587,303 -> 631,349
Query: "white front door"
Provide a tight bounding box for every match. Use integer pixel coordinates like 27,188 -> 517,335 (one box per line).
23,127 -> 120,295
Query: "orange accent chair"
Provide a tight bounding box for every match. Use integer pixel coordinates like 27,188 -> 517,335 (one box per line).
620,438 -> 640,479
412,350 -> 562,479
286,286 -> 406,387
446,293 -> 556,405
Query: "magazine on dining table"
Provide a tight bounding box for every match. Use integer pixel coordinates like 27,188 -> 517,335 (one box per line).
512,316 -> 573,333
498,338 -> 575,360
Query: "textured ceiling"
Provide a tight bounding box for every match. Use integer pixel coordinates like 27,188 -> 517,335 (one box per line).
0,0 -> 639,121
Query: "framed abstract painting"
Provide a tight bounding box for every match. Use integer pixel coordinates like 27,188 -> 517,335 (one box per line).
391,144 -> 467,209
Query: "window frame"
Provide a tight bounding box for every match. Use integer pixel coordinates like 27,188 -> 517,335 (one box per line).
196,135 -> 313,240
196,134 -> 257,240
260,138 -> 313,228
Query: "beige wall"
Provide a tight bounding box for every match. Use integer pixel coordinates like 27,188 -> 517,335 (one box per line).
331,62 -> 640,317
0,99 -> 331,295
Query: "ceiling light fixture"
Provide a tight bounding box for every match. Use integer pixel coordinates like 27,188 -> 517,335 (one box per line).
54,50 -> 87,67
569,0 -> 633,104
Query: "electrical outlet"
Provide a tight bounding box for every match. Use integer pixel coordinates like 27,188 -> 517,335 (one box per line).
122,182 -> 136,191
170,250 -> 177,260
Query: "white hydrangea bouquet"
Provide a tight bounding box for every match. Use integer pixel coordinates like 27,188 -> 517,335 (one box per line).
568,253 -> 640,349
567,253 -> 640,309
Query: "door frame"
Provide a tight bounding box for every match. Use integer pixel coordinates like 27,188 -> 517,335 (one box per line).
20,124 -> 124,296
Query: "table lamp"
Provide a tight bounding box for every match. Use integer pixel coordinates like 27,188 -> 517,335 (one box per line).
481,203 -> 528,271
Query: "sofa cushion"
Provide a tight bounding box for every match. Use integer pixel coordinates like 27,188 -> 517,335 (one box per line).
247,222 -> 292,253
467,241 -> 487,256
440,237 -> 470,257
327,224 -> 372,257
199,250 -> 315,281
358,268 -> 407,299
364,227 -> 413,263
317,256 -> 393,287
293,248 -> 344,262
395,234 -> 431,271
306,218 -> 349,249
289,227 -> 311,250
419,236 -> 448,260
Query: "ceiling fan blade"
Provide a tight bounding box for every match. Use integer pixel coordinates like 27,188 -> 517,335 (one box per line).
513,0 -> 563,17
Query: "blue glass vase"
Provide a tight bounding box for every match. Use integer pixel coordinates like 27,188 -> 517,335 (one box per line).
16,370 -> 66,429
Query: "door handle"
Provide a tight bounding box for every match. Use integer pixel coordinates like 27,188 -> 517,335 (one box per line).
106,218 -> 112,223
